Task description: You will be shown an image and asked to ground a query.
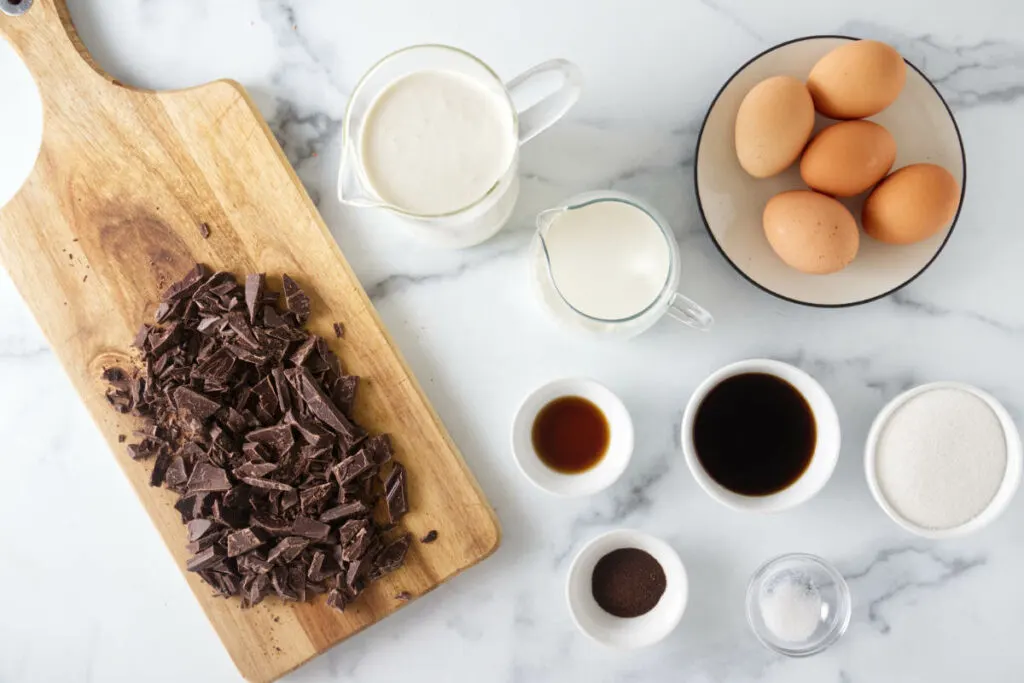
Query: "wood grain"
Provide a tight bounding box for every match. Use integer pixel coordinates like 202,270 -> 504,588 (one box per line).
0,2 -> 500,681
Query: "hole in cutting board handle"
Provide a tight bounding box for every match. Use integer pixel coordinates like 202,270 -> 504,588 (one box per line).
0,0 -> 32,17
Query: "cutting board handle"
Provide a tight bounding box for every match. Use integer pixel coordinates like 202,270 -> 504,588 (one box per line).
0,0 -> 118,102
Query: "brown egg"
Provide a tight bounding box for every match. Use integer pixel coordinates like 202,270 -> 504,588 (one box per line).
800,120 -> 896,197
763,190 -> 860,274
807,40 -> 906,119
735,76 -> 815,178
862,164 -> 960,245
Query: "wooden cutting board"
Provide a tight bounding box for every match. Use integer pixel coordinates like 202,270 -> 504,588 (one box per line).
0,2 -> 500,681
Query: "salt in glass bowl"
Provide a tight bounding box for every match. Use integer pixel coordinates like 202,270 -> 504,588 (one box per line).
746,553 -> 851,657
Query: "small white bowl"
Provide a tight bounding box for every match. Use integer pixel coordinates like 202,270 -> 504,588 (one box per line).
681,359 -> 841,512
511,378 -> 633,496
864,381 -> 1023,539
566,529 -> 688,649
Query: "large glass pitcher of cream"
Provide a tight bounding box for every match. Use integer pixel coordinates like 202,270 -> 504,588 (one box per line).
530,191 -> 714,338
338,45 -> 582,249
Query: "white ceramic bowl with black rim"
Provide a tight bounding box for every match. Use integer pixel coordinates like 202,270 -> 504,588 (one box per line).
694,35 -> 966,307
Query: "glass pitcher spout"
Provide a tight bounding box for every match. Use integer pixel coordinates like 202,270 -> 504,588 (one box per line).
336,136 -> 382,208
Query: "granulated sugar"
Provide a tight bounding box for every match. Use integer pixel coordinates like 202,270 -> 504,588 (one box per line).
875,387 -> 1007,530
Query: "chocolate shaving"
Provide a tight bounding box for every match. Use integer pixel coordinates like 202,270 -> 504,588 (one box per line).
420,530 -> 438,544
104,265 -> 410,613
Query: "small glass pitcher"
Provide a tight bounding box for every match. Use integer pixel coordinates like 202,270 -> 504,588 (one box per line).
338,44 -> 582,249
529,191 -> 714,338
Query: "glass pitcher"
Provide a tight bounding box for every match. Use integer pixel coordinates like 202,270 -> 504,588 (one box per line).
338,44 -> 582,249
529,191 -> 714,338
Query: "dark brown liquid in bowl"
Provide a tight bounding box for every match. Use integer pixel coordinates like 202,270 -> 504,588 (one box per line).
693,372 -> 816,496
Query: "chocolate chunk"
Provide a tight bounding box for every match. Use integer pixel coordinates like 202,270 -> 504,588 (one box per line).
395,591 -> 412,602
291,516 -> 330,541
199,222 -> 211,239
319,500 -> 369,524
227,527 -> 269,557
150,451 -> 171,487
232,462 -> 278,479
333,322 -> 344,338
331,450 -> 373,487
281,274 -> 311,324
187,518 -> 215,542
373,534 -> 411,576
187,462 -> 232,493
250,514 -> 292,536
364,434 -> 393,466
299,482 -> 335,516
266,536 -> 309,564
326,588 -> 350,611
244,274 -> 265,325
337,519 -> 368,547
330,375 -> 359,417
342,527 -> 374,562
240,477 -> 293,492
173,387 -> 220,422
162,264 -> 208,302
385,463 -> 408,524
296,368 -> 364,444
420,530 -> 438,544
245,424 -> 294,455
186,545 -> 225,572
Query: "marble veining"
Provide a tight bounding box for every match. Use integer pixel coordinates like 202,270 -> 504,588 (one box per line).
3,1 -> 1024,682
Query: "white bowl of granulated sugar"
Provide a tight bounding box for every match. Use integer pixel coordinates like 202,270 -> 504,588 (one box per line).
865,381 -> 1023,538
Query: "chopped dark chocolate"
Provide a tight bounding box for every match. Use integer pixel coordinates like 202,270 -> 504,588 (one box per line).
227,527 -> 269,557
187,518 -> 214,542
174,387 -> 220,421
104,265 -> 410,613
244,274 -> 265,325
331,450 -> 373,487
199,222 -> 211,239
395,591 -> 412,602
291,515 -> 330,541
186,545 -> 225,572
187,462 -> 232,493
281,274 -> 311,324
319,500 -> 369,524
385,463 -> 409,524
267,536 -> 310,565
420,530 -> 438,544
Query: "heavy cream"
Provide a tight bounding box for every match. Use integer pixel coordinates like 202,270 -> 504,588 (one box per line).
542,200 -> 671,321
360,69 -> 515,215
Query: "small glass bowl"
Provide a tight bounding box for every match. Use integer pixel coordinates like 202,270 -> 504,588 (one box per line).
746,553 -> 851,657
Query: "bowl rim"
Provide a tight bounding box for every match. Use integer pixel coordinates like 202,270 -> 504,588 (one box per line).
863,381 -> 1024,538
510,377 -> 634,497
693,33 -> 968,309
680,358 -> 842,512
745,552 -> 852,657
565,528 -> 688,649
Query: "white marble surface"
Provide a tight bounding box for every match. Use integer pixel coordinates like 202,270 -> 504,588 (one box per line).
3,1 -> 1024,681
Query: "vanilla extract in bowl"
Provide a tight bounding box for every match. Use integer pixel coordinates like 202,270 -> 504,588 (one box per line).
531,395 -> 609,473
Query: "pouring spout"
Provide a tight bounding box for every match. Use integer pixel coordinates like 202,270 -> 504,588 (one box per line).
336,138 -> 380,207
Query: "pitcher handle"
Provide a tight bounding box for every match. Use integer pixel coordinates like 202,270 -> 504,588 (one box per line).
506,59 -> 583,145
666,292 -> 714,331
